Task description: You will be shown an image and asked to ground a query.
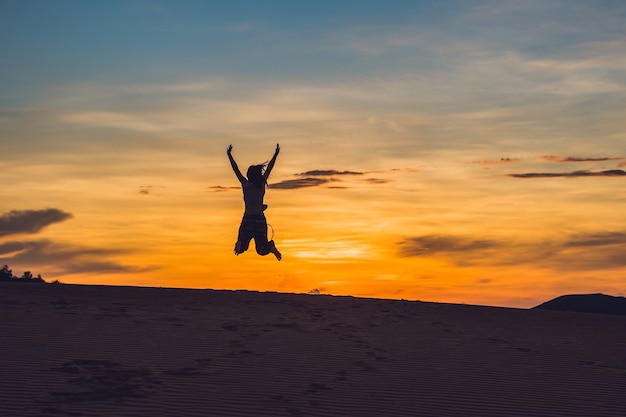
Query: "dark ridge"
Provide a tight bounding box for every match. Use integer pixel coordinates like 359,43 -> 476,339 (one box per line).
533,293 -> 626,316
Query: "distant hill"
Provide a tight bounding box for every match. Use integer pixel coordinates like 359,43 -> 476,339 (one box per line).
533,293 -> 626,316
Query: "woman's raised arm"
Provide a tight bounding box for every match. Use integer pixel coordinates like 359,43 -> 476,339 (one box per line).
227,145 -> 246,183
264,144 -> 280,180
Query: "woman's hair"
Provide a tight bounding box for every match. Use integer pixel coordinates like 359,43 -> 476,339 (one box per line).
246,164 -> 267,187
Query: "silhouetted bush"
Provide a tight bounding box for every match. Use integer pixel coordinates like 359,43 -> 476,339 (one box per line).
0,265 -> 46,283
0,265 -> 14,282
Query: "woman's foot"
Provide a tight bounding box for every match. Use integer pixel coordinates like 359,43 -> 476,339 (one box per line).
234,241 -> 243,255
271,247 -> 282,261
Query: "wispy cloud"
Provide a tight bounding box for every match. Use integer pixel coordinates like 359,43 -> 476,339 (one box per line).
60,260 -> 158,275
269,178 -> 331,190
550,231 -> 626,271
213,169 -> 368,191
296,170 -> 364,176
269,168 -> 394,189
206,185 -> 239,193
0,241 -> 28,256
508,169 -> 626,178
0,239 -> 158,275
138,185 -> 153,195
137,185 -> 166,195
364,178 -> 391,184
472,158 -> 520,165
542,155 -> 625,163
398,235 -> 498,257
565,232 -> 626,248
0,209 -> 157,276
398,230 -> 626,271
0,209 -> 72,237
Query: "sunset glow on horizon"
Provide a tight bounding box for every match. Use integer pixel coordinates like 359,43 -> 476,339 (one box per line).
2,1 -> 625,307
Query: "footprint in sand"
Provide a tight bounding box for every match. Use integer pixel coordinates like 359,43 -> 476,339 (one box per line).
47,359 -> 161,404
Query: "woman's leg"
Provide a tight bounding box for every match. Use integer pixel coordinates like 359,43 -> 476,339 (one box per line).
269,241 -> 282,261
234,239 -> 250,255
255,239 -> 281,260
252,216 -> 282,260
235,218 -> 254,255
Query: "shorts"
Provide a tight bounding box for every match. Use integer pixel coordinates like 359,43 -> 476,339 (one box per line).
235,213 -> 275,256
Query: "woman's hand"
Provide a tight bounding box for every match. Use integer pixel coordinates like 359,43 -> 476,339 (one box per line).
227,144 -> 233,155
275,143 -> 280,154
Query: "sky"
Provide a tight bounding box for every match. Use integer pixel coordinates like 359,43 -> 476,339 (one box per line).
1,0 -> 625,307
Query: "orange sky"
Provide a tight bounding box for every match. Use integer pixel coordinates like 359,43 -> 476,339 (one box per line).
2,1 -> 626,307
4,149 -> 625,307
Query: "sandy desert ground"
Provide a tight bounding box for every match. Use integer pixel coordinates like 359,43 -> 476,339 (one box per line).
1,283 -> 625,417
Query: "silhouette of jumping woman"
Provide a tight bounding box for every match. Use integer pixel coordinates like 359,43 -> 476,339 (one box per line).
227,144 -> 282,261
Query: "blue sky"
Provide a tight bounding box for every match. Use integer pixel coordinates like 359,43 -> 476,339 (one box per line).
1,0 -> 625,306
4,1 -> 623,86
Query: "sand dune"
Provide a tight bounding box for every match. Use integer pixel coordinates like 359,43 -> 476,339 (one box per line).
1,283 -> 625,417
534,293 -> 626,316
